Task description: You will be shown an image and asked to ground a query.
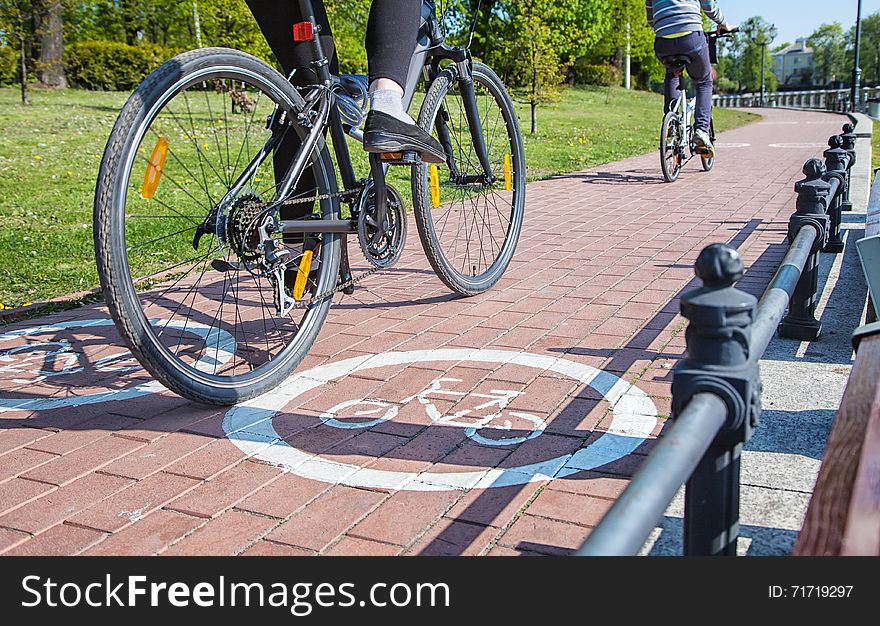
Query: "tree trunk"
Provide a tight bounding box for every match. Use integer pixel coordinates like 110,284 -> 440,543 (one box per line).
19,34 -> 29,105
530,101 -> 537,134
122,0 -> 140,45
33,0 -> 66,88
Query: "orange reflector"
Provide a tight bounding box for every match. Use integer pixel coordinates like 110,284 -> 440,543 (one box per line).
429,165 -> 440,208
503,154 -> 512,191
141,137 -> 168,199
293,21 -> 315,42
293,249 -> 314,300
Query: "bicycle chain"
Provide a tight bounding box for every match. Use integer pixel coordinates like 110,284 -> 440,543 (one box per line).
273,187 -> 386,310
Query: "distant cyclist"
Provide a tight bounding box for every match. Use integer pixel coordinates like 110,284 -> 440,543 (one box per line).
647,0 -> 735,158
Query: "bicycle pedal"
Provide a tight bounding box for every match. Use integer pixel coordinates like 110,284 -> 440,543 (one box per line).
378,151 -> 421,166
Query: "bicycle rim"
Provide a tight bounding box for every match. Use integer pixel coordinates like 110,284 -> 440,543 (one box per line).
95,50 -> 339,403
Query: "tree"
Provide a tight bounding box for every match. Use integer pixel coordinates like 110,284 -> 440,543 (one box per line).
721,16 -> 778,93
808,22 -> 847,87
585,0 -> 662,87
0,0 -> 34,103
856,12 -> 880,84
33,0 -> 67,87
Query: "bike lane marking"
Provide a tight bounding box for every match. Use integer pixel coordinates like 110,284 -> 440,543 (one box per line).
223,348 -> 658,492
0,318 -> 236,412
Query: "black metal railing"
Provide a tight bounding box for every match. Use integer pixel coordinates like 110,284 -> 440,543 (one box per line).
576,124 -> 858,557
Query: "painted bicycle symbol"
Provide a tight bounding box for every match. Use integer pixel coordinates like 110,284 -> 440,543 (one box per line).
320,376 -> 545,447
0,340 -> 140,385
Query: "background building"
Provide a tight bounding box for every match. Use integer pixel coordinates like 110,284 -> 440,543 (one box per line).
773,39 -> 815,87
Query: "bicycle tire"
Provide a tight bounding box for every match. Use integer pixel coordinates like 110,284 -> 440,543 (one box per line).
660,111 -> 683,183
701,119 -> 716,172
94,48 -> 340,405
413,62 -> 525,296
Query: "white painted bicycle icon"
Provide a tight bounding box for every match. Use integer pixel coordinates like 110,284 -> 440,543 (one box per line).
319,376 -> 546,447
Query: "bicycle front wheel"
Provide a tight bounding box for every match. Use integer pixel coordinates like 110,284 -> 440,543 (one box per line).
94,48 -> 340,405
413,62 -> 525,296
660,111 -> 683,183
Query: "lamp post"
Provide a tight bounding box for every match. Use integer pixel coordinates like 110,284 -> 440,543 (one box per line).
852,0 -> 863,111
745,22 -> 778,107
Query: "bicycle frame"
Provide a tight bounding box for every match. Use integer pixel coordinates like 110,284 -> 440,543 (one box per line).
223,0 -> 496,241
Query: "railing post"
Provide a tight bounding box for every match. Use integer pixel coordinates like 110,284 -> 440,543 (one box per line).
823,136 -> 848,253
778,159 -> 832,340
672,244 -> 761,556
840,123 -> 858,213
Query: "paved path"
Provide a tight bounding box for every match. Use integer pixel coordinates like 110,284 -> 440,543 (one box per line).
0,108 -> 864,556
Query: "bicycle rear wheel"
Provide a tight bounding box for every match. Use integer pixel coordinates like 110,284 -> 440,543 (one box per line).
413,62 -> 525,296
94,48 -> 340,405
660,111 -> 683,183
701,119 -> 716,172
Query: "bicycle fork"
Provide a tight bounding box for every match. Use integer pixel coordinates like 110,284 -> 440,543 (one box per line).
434,61 -> 496,184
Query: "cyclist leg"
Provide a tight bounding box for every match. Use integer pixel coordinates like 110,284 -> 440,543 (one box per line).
683,35 -> 713,134
362,0 -> 444,162
246,0 -> 338,249
654,37 -> 685,114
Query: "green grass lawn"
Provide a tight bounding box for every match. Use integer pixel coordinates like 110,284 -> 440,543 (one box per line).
0,85 -> 758,309
874,121 -> 880,175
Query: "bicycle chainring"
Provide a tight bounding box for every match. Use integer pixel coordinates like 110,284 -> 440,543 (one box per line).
357,182 -> 406,269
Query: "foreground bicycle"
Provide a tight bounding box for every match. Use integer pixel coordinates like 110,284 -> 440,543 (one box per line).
94,0 -> 525,404
659,29 -> 737,183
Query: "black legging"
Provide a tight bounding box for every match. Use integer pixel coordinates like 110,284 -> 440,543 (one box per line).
246,0 -> 420,89
245,0 -> 421,224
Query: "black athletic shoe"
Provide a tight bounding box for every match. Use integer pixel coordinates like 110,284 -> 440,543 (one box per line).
363,110 -> 446,164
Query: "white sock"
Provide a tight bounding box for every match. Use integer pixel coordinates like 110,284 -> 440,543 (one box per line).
369,89 -> 414,124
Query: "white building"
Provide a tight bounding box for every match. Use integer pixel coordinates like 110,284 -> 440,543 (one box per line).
772,39 -> 814,86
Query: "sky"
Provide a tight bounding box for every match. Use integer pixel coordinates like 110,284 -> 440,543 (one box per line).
721,0 -> 880,44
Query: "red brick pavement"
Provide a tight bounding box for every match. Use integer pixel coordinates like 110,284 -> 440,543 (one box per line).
0,108 -> 849,555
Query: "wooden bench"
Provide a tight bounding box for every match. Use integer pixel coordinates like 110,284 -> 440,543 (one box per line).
794,329 -> 880,555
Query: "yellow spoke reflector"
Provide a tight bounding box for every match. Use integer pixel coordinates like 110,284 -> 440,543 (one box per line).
429,164 -> 441,208
503,154 -> 512,191
141,137 -> 169,199
293,249 -> 314,300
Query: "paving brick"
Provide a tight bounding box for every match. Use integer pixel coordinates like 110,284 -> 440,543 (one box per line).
526,487 -> 613,528
240,540 -> 314,556
0,527 -> 28,553
164,438 -> 247,480
166,460 -> 282,518
407,518 -> 500,556
22,435 -> 143,486
325,535 -> 401,556
0,477 -> 56,513
446,484 -> 541,528
266,486 -> 386,551
0,447 -> 58,482
349,490 -> 460,545
101,431 -> 212,480
496,514 -> 590,556
68,472 -> 200,532
5,523 -> 105,556
236,474 -> 330,519
163,510 -> 277,556
83,509 -> 204,556
0,428 -> 52,456
25,414 -> 144,455
0,472 -> 133,534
